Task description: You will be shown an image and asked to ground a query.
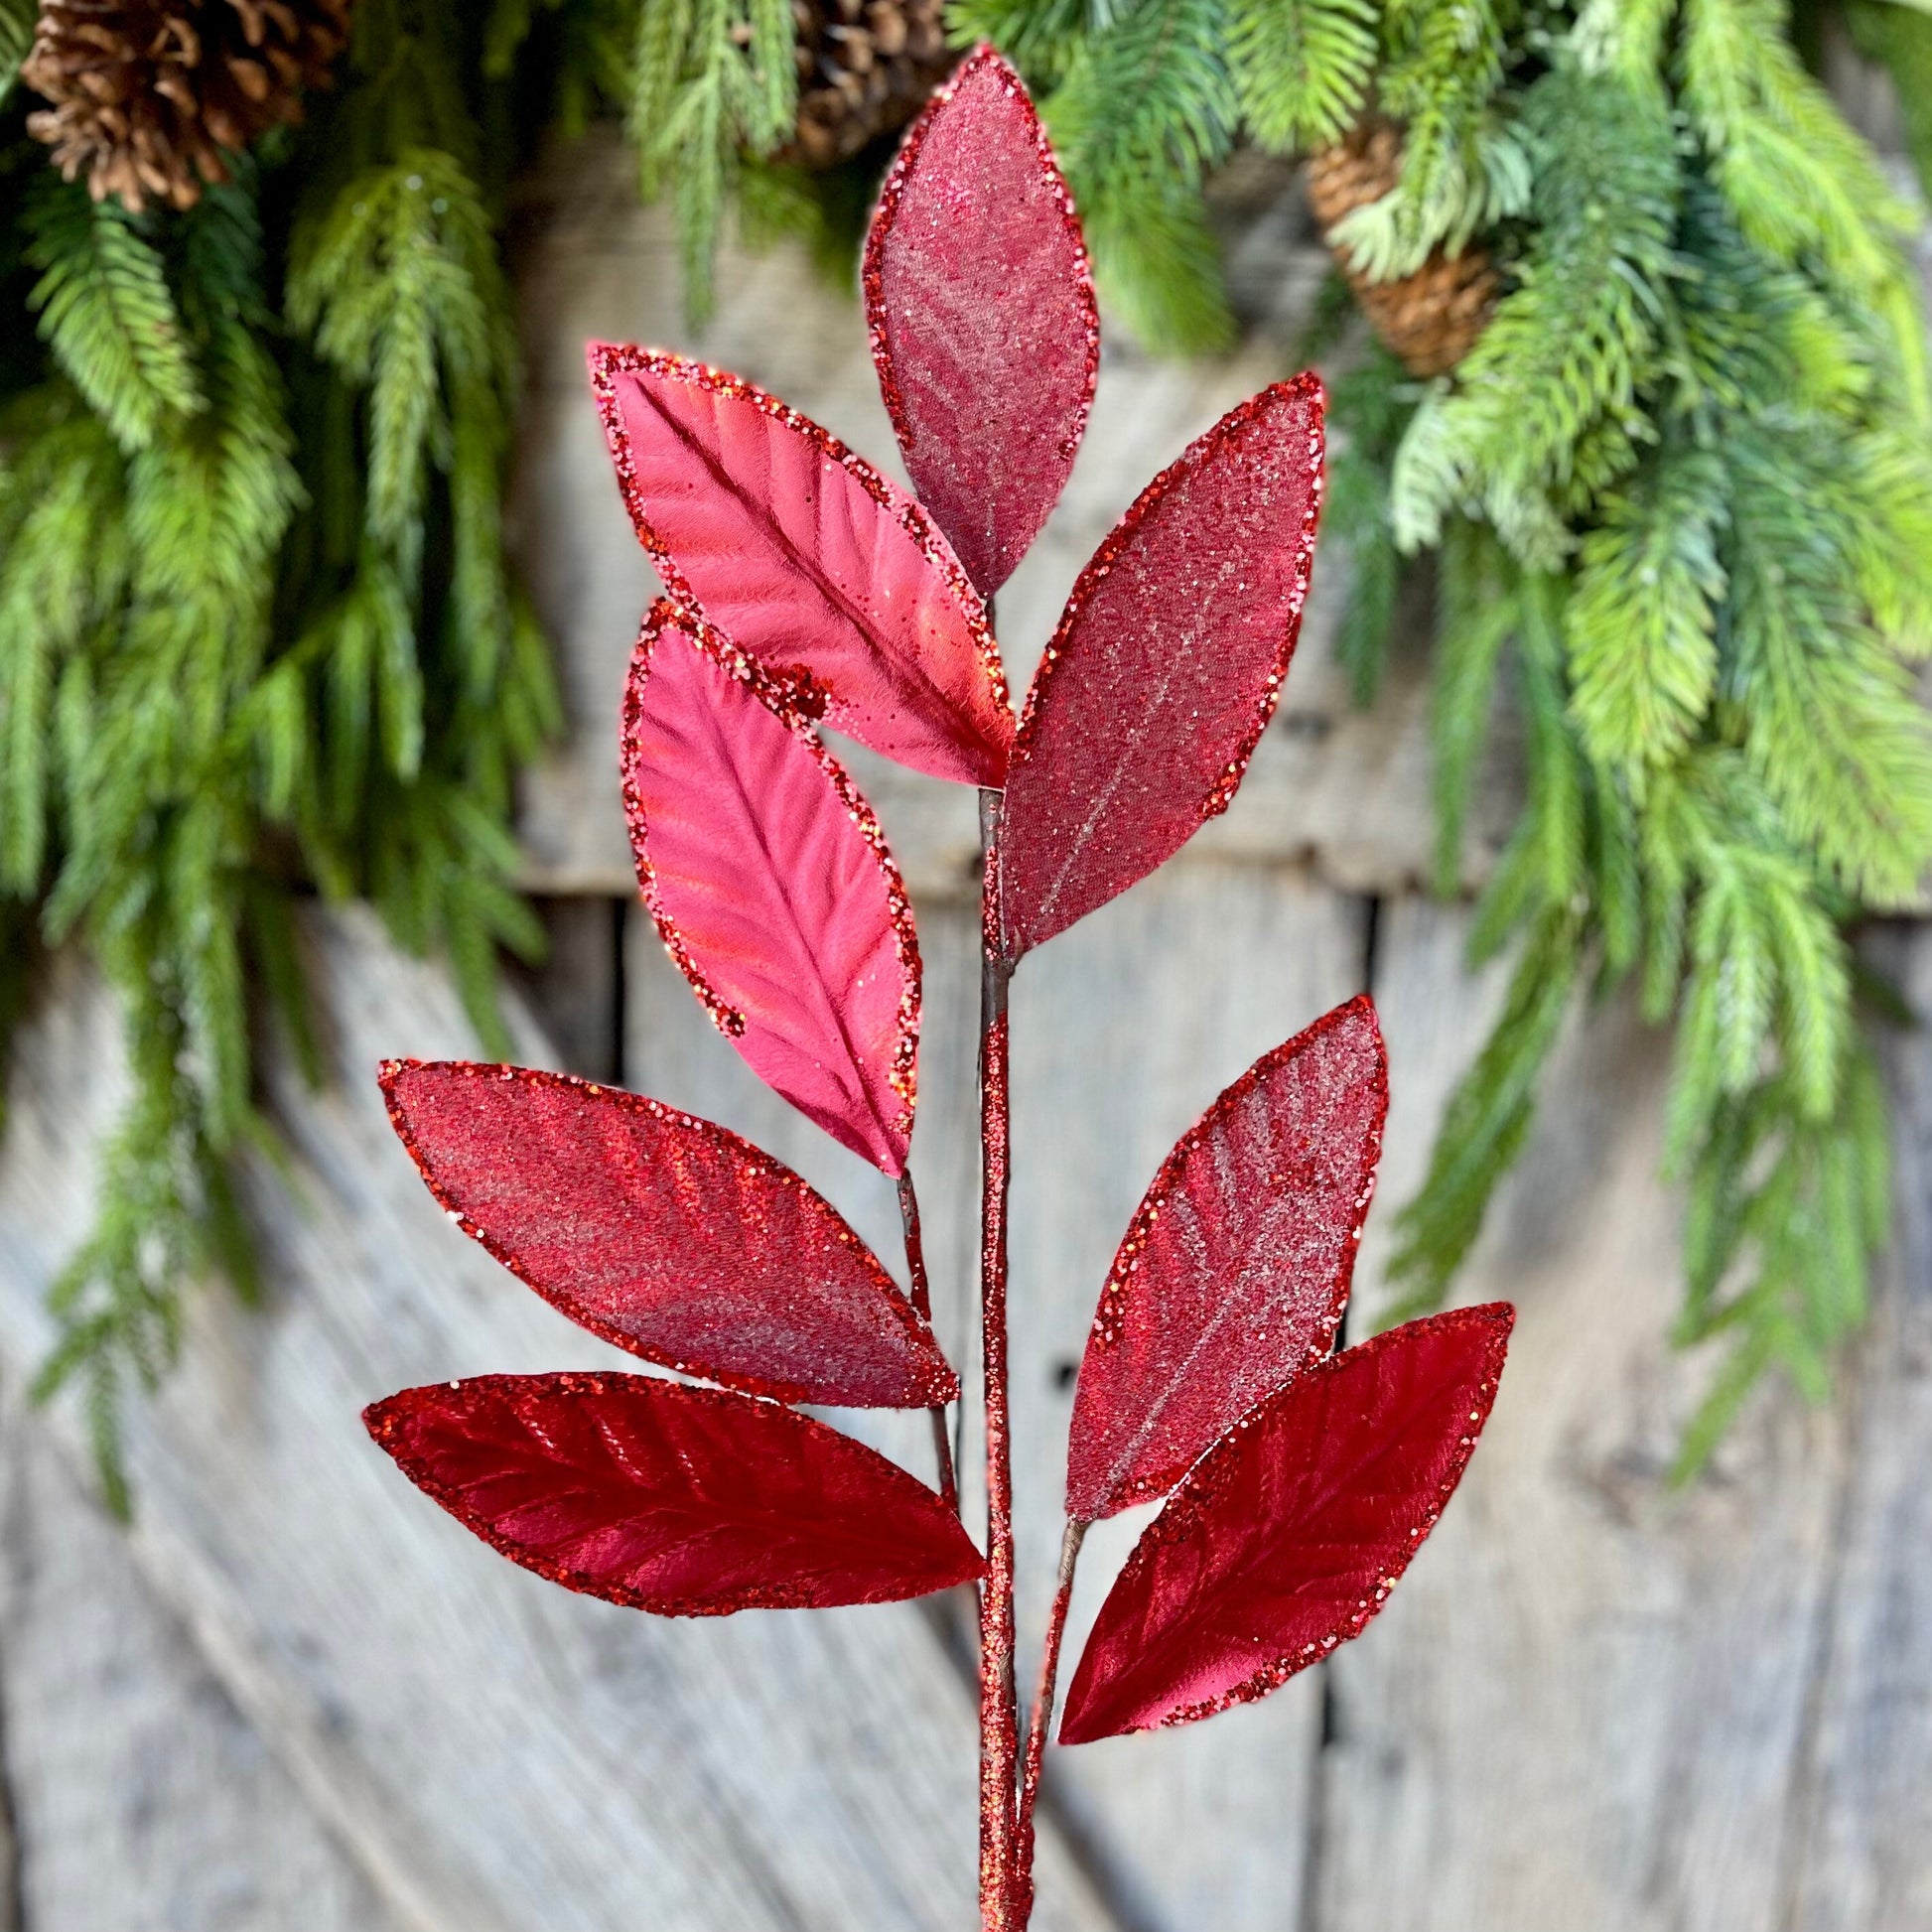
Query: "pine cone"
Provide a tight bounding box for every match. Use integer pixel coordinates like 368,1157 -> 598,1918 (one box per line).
1306,118 -> 1496,379
23,0 -> 355,213
778,0 -> 954,171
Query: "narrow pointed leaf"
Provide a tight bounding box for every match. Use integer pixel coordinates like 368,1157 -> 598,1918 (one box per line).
623,601 -> 919,1174
999,378 -> 1325,959
366,1373 -> 986,1615
589,343 -> 1013,785
381,1061 -> 956,1410
1059,1306 -> 1513,1743
1066,997 -> 1388,1521
864,44 -> 1098,597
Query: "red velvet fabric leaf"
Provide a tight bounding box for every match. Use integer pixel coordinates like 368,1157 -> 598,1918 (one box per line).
589,343 -> 1013,786
1064,996 -> 1388,1521
380,1061 -> 956,1410
864,44 -> 1098,598
365,1373 -> 986,1615
622,601 -> 919,1175
1058,1305 -> 1512,1742
998,377 -> 1325,959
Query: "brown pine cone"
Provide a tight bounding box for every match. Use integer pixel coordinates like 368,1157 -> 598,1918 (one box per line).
779,0 -> 954,171
1306,117 -> 1496,379
23,0 -> 355,213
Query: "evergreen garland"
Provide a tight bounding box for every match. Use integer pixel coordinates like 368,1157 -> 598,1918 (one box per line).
6,0 -> 1931,1496
0,0 -> 582,1507
639,0 -> 1932,1466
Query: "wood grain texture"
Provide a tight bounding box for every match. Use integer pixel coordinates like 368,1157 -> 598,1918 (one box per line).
1325,897 -> 1863,1932
0,1380 -> 399,1932
1779,923 -> 1932,1932
505,133 -> 1519,903
629,861 -> 1365,1932
0,912 -> 1115,1932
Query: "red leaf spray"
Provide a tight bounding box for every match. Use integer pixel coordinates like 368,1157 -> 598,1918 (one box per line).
358,45 -> 1512,1930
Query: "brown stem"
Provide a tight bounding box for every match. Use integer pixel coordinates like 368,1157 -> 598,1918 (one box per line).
1013,1515 -> 1087,1925
977,784 -> 1019,1932
897,1169 -> 957,1510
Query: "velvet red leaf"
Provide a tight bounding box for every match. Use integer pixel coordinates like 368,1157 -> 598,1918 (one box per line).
997,377 -> 1325,960
380,1061 -> 956,1410
622,601 -> 919,1174
1064,996 -> 1388,1522
365,1373 -> 986,1615
1058,1305 -> 1513,1743
864,44 -> 1098,598
589,343 -> 1013,786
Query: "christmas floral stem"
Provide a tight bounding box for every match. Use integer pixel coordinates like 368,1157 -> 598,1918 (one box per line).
897,1170 -> 958,1509
978,782 -> 1020,1931
1014,1517 -> 1087,1927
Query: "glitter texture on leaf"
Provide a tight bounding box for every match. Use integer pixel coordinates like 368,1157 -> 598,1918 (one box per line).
1058,1305 -> 1514,1743
365,1374 -> 987,1615
1065,996 -> 1389,1521
623,600 -> 920,1175
864,44 -> 1098,597
381,1061 -> 957,1410
589,343 -> 1013,786
998,377 -> 1326,960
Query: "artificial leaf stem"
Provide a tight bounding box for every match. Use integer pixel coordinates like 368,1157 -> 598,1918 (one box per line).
978,780 -> 1021,1930
1015,1516 -> 1088,1927
898,1168 -> 959,1509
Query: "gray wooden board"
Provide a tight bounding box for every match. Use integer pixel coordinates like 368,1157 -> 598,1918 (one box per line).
0,910 -> 1115,1932
1320,896 -> 1876,1932
505,133 -> 1519,905
627,857 -> 1368,1932
0,1377 -> 399,1932
1781,922 -> 1932,1932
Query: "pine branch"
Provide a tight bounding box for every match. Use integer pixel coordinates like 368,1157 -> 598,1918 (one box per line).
24,179 -> 205,454
1226,0 -> 1377,153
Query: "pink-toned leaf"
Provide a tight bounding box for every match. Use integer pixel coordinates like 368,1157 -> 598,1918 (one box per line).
1058,1305 -> 1513,1743
623,600 -> 919,1174
589,343 -> 1014,786
1065,996 -> 1388,1521
380,1060 -> 956,1410
864,44 -> 1098,598
366,1373 -> 986,1615
998,377 -> 1326,960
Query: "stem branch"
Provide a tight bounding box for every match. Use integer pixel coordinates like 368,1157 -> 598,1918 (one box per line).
1014,1515 -> 1086,1920
897,1169 -> 957,1510
977,784 -> 1019,1932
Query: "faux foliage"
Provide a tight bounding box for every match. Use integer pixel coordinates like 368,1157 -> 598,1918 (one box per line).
0,0 -> 567,1506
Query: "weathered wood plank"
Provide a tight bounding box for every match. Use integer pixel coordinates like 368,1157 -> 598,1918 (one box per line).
505,133 -> 1518,904
627,857 -> 1367,1931
0,1379 -> 400,1932
1319,896 -> 1857,1932
1780,922 -> 1932,1932
0,912 -> 1116,1932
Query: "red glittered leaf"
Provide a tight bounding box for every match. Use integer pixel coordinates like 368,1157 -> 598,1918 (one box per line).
864,44 -> 1098,597
998,378 -> 1325,959
380,1061 -> 956,1410
1065,997 -> 1388,1521
623,601 -> 919,1175
365,1373 -> 986,1615
589,344 -> 1014,786
1058,1305 -> 1513,1743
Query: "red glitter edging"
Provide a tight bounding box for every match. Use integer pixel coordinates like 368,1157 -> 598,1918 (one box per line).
1002,372 -> 1327,959
586,341 -> 1014,780
861,42 -> 1101,541
363,1372 -> 988,1616
1063,1304 -> 1515,1740
621,598 -> 923,1177
1070,992 -> 1389,1519
376,1059 -> 958,1409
